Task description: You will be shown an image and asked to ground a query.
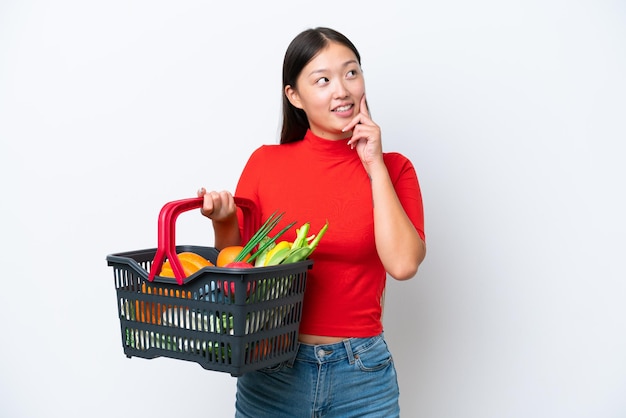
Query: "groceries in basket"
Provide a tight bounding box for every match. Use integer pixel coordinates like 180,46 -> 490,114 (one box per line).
159,251 -> 215,277
154,213 -> 328,305
214,210 -> 329,268
157,210 -> 329,277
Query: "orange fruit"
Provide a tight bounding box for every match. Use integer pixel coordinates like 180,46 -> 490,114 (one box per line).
178,251 -> 213,269
160,258 -> 195,277
160,251 -> 213,277
251,338 -> 272,361
137,283 -> 162,324
216,245 -> 250,267
277,333 -> 291,351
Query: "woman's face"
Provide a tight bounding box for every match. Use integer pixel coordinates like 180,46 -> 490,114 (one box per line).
286,41 -> 365,140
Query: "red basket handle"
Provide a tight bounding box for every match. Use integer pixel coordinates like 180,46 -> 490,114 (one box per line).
147,196 -> 259,284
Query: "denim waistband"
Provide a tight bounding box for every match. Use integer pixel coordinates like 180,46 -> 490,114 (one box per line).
288,333 -> 384,366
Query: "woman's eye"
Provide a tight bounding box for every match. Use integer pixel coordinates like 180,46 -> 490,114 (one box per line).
347,70 -> 358,78
315,77 -> 329,85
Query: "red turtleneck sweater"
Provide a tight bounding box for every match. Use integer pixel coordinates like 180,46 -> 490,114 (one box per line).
235,130 -> 425,337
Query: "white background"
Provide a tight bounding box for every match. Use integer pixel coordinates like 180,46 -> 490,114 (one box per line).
1,1 -> 625,417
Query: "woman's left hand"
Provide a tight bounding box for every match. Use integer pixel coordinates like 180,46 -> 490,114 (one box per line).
344,94 -> 384,172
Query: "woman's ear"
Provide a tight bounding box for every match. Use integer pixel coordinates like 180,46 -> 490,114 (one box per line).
285,85 -> 303,109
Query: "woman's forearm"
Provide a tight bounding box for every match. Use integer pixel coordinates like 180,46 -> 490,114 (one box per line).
370,162 -> 426,280
212,214 -> 241,251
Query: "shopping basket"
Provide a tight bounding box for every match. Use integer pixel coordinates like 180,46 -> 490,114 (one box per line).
106,196 -> 312,376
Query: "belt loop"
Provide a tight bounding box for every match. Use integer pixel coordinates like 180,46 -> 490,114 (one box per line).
343,339 -> 356,365
286,342 -> 300,368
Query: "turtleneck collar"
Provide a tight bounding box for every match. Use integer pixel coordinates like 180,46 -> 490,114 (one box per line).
303,129 -> 358,159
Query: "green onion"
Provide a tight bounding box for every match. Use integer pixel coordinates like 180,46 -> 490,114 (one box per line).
234,211 -> 294,262
246,220 -> 297,263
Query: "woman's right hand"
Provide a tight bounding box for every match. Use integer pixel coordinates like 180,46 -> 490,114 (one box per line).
197,187 -> 237,222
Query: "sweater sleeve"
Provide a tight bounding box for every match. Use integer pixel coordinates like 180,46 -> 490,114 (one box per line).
385,152 -> 426,242
234,146 -> 265,238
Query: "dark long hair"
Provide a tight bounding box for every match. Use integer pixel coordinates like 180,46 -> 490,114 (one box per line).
280,27 -> 362,144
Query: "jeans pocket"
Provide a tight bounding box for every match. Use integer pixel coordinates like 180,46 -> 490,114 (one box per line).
258,361 -> 287,375
355,339 -> 393,372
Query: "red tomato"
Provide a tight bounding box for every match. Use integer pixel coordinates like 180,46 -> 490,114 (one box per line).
224,262 -> 254,269
221,262 -> 255,297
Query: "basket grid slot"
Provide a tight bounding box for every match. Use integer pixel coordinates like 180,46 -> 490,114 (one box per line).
123,327 -> 234,365
245,331 -> 297,365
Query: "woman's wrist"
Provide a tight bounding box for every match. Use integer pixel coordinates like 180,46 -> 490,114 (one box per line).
212,213 -> 241,249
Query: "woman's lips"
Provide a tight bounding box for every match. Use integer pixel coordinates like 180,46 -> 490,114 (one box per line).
332,103 -> 354,117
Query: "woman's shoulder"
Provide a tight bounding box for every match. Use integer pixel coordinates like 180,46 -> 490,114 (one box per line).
383,151 -> 414,167
250,142 -> 301,158
383,151 -> 419,180
244,142 -> 302,169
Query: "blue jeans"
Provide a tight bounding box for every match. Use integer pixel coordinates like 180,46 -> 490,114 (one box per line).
235,333 -> 400,418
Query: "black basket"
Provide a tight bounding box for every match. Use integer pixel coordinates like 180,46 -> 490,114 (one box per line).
106,197 -> 311,376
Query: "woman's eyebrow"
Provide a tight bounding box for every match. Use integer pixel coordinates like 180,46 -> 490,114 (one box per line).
307,60 -> 359,77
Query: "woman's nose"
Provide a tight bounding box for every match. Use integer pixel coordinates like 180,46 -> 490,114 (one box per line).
333,80 -> 349,98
